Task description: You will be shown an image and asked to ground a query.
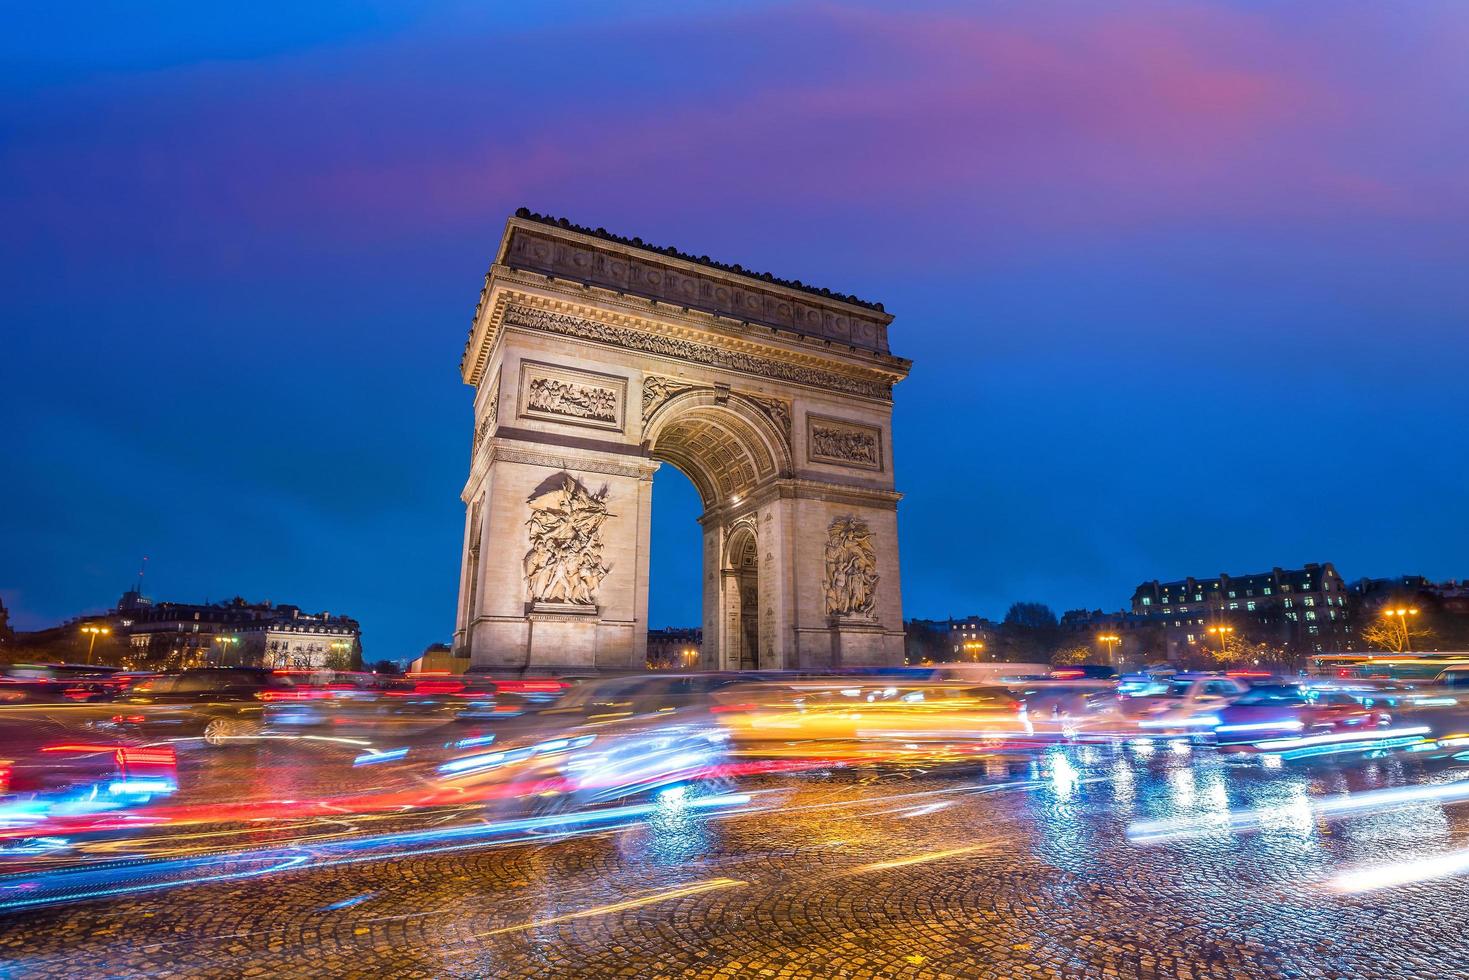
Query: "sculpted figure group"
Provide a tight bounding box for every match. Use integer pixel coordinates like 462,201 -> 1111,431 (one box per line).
824,515 -> 879,619
812,424 -> 879,466
523,475 -> 612,605
527,377 -> 618,423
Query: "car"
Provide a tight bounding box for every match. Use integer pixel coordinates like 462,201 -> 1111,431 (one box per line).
0,663 -> 129,704
1124,674 -> 1250,733
1214,684 -> 1391,748
710,679 -> 1031,754
0,712 -> 178,836
108,667 -> 304,746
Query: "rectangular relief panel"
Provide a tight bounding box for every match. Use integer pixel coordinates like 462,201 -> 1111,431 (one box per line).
806,414 -> 883,471
517,359 -> 628,433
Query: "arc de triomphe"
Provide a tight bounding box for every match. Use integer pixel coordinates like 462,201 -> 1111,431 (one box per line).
453,210 -> 910,673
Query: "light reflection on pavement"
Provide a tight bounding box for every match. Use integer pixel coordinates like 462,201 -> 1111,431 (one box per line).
3,734 -> 1469,978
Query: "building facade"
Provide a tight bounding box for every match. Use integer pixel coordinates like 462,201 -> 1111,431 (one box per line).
1130,562 -> 1352,660
646,627 -> 702,669
112,592 -> 360,670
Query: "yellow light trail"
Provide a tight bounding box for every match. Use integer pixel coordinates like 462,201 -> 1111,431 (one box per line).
849,844 -> 991,873
473,878 -> 747,937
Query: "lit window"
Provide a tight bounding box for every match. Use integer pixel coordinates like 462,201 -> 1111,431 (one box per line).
1284,598 -> 1294,608
1180,606 -> 1189,613
1303,597 -> 1315,607
1263,587 -> 1273,595
1228,602 -> 1239,610
1246,601 -> 1256,612
1305,610 -> 1316,621
1286,612 -> 1298,622
1163,607 -> 1172,614
1187,634 -> 1196,644
1195,593 -> 1204,601
1228,591 -> 1237,599
1142,597 -> 1151,606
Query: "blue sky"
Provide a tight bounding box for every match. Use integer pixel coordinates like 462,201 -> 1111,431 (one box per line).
3,2 -> 1466,655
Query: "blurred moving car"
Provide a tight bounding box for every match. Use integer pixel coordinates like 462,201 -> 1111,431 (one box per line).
0,663 -> 130,704
0,713 -> 177,832
1124,673 -> 1250,732
711,680 -> 1031,755
1214,684 -> 1391,748
108,668 -> 302,745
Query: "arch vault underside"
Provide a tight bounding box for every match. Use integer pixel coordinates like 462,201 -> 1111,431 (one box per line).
453,212 -> 910,674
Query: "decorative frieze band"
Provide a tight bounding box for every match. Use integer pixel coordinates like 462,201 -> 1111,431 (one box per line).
505,305 -> 893,402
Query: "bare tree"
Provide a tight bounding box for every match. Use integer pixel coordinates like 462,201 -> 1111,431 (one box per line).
1360,618 -> 1434,653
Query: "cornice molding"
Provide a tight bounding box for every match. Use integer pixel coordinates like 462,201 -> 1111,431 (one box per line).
462,269 -> 910,393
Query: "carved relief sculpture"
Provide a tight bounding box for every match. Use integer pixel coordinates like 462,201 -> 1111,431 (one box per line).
518,360 -> 626,431
471,376 -> 500,456
641,374 -> 699,425
527,377 -> 618,422
506,306 -> 894,402
746,394 -> 793,444
807,415 -> 882,470
824,515 -> 879,619
523,474 -> 613,606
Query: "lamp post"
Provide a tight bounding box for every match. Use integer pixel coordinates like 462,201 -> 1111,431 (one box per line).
330,640 -> 352,670
962,640 -> 985,662
1383,607 -> 1420,652
80,625 -> 110,664
212,634 -> 239,666
1097,633 -> 1121,667
1207,625 -> 1235,662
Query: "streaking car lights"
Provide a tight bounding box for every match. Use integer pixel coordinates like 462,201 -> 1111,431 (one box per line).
1129,776 -> 1469,844
438,734 -> 596,777
1215,719 -> 1305,734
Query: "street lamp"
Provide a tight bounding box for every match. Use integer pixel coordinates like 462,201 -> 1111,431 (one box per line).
80,625 -> 110,664
1207,625 -> 1234,661
1097,634 -> 1120,666
1383,607 -> 1420,652
212,634 -> 239,666
962,640 -> 985,662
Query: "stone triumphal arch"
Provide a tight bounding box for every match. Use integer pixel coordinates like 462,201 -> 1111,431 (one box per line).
453,211 -> 910,673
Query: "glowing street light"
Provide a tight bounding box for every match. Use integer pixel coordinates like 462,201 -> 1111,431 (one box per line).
1207,625 -> 1235,660
80,625 -> 110,664
1097,633 -> 1121,666
1383,607 -> 1420,652
962,639 -> 985,662
213,634 -> 239,665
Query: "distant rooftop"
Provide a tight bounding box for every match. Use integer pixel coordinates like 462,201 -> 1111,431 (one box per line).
513,208 -> 885,312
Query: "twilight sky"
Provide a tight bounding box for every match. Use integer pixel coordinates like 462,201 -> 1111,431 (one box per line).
3,2 -> 1466,657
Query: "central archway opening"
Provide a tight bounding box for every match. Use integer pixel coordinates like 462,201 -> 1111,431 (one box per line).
643,393 -> 791,672
647,463 -> 704,666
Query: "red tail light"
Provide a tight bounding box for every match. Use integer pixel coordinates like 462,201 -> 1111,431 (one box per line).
116,746 -> 176,772
711,702 -> 757,714
494,679 -> 569,695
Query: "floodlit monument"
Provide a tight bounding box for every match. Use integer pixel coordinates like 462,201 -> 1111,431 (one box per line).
453,211 -> 910,673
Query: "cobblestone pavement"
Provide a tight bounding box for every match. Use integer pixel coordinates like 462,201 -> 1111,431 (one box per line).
3,739 -> 1469,979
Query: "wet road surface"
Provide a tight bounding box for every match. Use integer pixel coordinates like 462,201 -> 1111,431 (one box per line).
4,732 -> 1469,979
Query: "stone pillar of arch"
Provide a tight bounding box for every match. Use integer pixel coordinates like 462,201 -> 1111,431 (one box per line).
453,212 -> 910,674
